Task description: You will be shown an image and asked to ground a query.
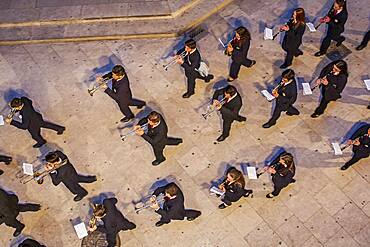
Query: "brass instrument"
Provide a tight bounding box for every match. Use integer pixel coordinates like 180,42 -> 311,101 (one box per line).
20,159 -> 68,184
120,123 -> 148,141
7,108 -> 17,120
222,37 -> 235,56
163,50 -> 187,71
88,76 -> 111,96
202,97 -> 227,119
134,193 -> 166,214
273,18 -> 293,40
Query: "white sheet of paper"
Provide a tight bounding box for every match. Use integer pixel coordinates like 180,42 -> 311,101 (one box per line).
22,163 -> 34,176
74,222 -> 88,239
306,22 -> 316,32
261,90 -> 275,101
210,186 -> 225,196
218,38 -> 226,48
332,143 -> 343,155
364,79 -> 370,90
302,83 -> 313,95
0,115 -> 4,126
264,27 -> 273,40
247,167 -> 257,179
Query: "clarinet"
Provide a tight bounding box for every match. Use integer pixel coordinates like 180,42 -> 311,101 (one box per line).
341,134 -> 369,151
256,162 -> 280,178
315,5 -> 335,29
311,70 -> 334,91
273,18 -> 293,40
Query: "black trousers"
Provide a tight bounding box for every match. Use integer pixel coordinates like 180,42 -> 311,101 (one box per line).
360,30 -> 370,46
1,203 -> 40,230
152,137 -> 182,161
229,59 -> 253,79
282,45 -> 302,66
222,119 -> 234,137
314,97 -> 333,115
29,121 -> 65,144
63,175 -> 95,196
344,149 -> 369,168
0,155 -> 11,163
186,73 -> 206,94
268,103 -> 299,124
117,98 -> 146,118
160,209 -> 201,223
320,33 -> 345,53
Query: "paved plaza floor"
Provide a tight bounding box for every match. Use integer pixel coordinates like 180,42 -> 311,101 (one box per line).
0,0 -> 369,246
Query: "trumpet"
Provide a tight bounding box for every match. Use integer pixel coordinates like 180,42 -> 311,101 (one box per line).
20,159 -> 68,184
7,108 -> 17,120
134,193 -> 166,214
163,50 -> 187,71
120,123 -> 148,141
88,76 -> 111,96
202,97 -> 227,119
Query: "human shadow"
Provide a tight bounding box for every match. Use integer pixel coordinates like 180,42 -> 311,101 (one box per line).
200,161 -> 235,191
340,120 -> 369,143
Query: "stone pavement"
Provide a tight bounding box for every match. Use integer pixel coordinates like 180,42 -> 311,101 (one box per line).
0,0 -> 369,246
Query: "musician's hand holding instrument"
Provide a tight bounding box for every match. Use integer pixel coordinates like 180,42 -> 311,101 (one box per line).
213,99 -> 222,110
134,125 -> 145,136
272,89 -> 279,98
149,195 -> 160,210
280,25 -> 289,31
267,166 -> 276,174
175,55 -> 184,65
96,76 -> 108,90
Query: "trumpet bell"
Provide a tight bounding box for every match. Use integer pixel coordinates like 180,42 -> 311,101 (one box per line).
87,88 -> 95,96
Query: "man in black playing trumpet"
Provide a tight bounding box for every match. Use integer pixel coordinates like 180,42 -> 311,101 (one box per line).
175,39 -> 214,98
5,97 -> 65,148
0,154 -> 12,176
263,69 -> 299,128
45,151 -> 97,202
150,182 -> 201,227
341,123 -> 370,170
100,65 -> 146,122
0,187 -> 41,237
212,85 -> 246,142
135,111 -> 182,166
311,60 -> 348,118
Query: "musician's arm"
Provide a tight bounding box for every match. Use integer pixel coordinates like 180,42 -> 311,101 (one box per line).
102,72 -> 113,80
328,12 -> 347,29
181,53 -> 200,71
319,63 -> 333,79
104,87 -> 118,101
220,103 -> 241,120
233,40 -> 250,58
153,185 -> 167,196
351,125 -> 370,140
50,172 -> 62,186
142,128 -> 166,145
10,117 -> 29,130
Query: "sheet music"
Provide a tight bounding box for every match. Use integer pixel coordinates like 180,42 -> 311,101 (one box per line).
332,143 -> 343,155
22,163 -> 34,176
261,90 -> 275,101
210,186 -> 225,196
247,167 -> 257,179
306,22 -> 316,32
264,27 -> 273,40
218,38 -> 226,48
74,222 -> 88,239
0,115 -> 4,126
364,79 -> 370,91
302,83 -> 313,95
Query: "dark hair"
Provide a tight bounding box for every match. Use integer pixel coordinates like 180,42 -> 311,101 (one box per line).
335,0 -> 346,8
92,204 -> 106,218
227,167 -> 245,188
185,39 -> 196,49
333,60 -> 348,76
282,69 -> 295,81
112,65 -> 125,76
165,183 -> 178,196
45,152 -> 59,163
148,111 -> 161,124
10,98 -> 22,108
294,8 -> 305,25
235,26 -> 251,42
225,85 -> 237,96
280,153 -> 295,173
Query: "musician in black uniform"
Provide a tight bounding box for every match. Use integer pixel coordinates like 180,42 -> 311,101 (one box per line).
212,85 -> 246,142
100,65 -> 146,122
356,30 -> 370,51
265,152 -> 296,198
175,39 -> 214,98
5,97 -> 65,148
226,26 -> 256,82
218,167 -> 253,209
0,188 -> 41,237
263,69 -> 299,128
341,124 -> 370,170
89,198 -> 136,247
18,238 -> 46,247
0,154 -> 12,176
45,151 -> 97,202
150,182 -> 201,227
135,111 -> 182,166
279,8 -> 306,69
314,0 -> 348,56
311,60 -> 348,118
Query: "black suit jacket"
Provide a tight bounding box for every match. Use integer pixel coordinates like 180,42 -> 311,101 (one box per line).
283,22 -> 306,50
18,238 -> 46,247
231,39 -> 251,63
10,97 -> 43,130
0,188 -> 19,219
101,198 -> 136,234
49,151 -> 80,188
103,71 -> 133,104
179,48 -> 201,78
327,6 -> 348,37
270,152 -> 295,188
154,182 -> 186,221
276,79 -> 297,109
138,114 -> 168,147
221,167 -> 247,203
212,88 -> 243,121
319,63 -> 347,101
351,124 -> 370,156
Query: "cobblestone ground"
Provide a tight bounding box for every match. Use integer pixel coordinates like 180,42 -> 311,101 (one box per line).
0,0 -> 369,246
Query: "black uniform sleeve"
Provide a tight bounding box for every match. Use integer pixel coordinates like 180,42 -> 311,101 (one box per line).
212,89 -> 224,100
102,72 -> 113,80
351,124 -> 370,140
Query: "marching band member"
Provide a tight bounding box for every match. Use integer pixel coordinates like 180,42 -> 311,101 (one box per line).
100,65 -> 146,122
225,26 -> 256,82
314,0 -> 348,57
135,111 -> 182,166
212,85 -> 246,142
218,167 -> 253,209
265,152 -> 296,198
0,188 -> 41,237
45,151 -> 97,202
89,198 -> 136,247
262,69 -> 299,128
279,8 -> 306,69
311,60 -> 348,118
18,238 -> 46,247
150,182 -> 201,227
341,123 -> 370,170
5,97 -> 65,148
175,39 -> 214,98
356,30 -> 370,51
0,154 -> 12,176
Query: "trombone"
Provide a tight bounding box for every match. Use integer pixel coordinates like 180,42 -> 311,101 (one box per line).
120,123 -> 148,141
202,97 -> 227,119
134,193 -> 166,214
19,159 -> 68,184
88,76 -> 111,96
163,50 -> 187,71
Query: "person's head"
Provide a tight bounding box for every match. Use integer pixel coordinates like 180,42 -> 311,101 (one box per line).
45,151 -> 61,165
226,167 -> 245,187
10,98 -> 24,110
164,183 -> 178,198
185,39 -> 197,53
224,85 -> 237,99
332,60 -> 348,76
293,8 -> 305,24
148,111 -> 161,126
92,203 -> 106,218
235,26 -> 251,41
367,127 -> 370,135
279,153 -> 294,167
334,0 -> 346,11
282,69 -> 295,82
111,65 -> 125,80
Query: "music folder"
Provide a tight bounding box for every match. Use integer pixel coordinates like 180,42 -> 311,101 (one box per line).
22,163 -> 34,176
302,83 -> 313,95
210,186 -> 225,196
364,79 -> 370,90
0,115 -> 4,126
332,143 -> 343,155
247,167 -> 257,179
264,27 -> 273,40
74,222 -> 88,239
261,90 -> 275,101
306,23 -> 316,32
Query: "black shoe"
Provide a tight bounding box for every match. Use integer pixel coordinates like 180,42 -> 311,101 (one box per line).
336,38 -> 345,47
120,117 -> 133,123
368,104 -> 370,109
237,116 -> 247,122
205,74 -> 214,83
218,203 -> 227,209
266,193 -> 275,198
262,122 -> 275,128
340,164 -> 350,170
33,141 -> 46,148
279,63 -> 290,69
152,158 -> 166,166
247,60 -> 256,68
187,214 -> 200,221
227,77 -> 236,82
314,51 -> 325,57
290,179 -> 296,184
57,127 -> 66,135
294,50 -> 303,57
286,111 -> 299,116
91,176 -> 97,182
356,44 -> 366,51
137,103 -> 146,109
243,190 -> 253,197
310,113 -> 320,118
155,221 -> 166,227
4,157 -> 12,165
0,170 -> 3,176
182,92 -> 194,98
73,194 -> 87,202
216,135 -> 227,142
13,224 -> 25,237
